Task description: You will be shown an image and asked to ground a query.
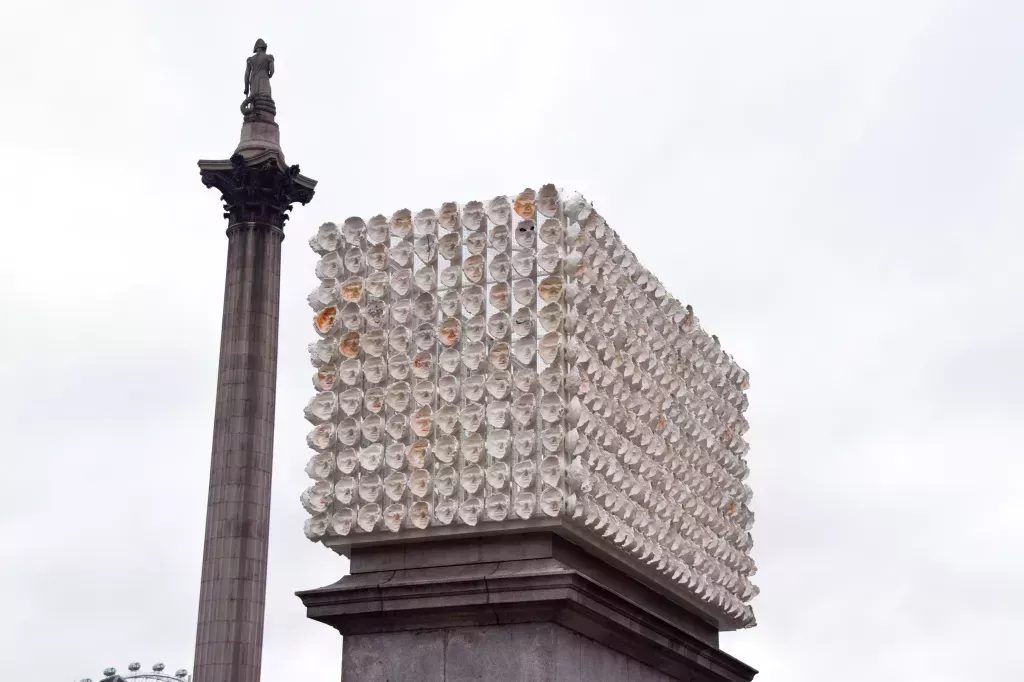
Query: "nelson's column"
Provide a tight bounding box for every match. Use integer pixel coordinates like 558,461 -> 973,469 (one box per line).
193,39 -> 317,682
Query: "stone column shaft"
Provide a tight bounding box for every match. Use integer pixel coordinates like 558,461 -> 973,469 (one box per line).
193,223 -> 282,682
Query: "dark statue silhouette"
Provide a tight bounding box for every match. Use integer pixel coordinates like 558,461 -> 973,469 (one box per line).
241,38 -> 276,122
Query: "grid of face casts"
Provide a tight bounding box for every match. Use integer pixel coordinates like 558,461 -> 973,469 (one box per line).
302,186 -> 757,627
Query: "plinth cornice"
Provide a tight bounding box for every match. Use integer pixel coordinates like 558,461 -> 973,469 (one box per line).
298,533 -> 758,682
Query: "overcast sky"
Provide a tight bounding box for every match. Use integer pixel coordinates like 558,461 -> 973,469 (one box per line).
1,1 -> 1021,680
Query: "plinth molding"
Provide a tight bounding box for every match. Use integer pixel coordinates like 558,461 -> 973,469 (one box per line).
298,532 -> 757,682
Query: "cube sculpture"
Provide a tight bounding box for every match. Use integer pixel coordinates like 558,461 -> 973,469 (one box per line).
301,186 -> 757,630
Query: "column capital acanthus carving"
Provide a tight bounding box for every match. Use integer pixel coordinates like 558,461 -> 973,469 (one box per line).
199,152 -> 317,235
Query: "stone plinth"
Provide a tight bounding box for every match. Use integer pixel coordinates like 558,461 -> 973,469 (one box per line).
298,532 -> 757,682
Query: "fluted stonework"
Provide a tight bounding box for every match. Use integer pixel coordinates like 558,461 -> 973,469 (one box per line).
194,150 -> 316,682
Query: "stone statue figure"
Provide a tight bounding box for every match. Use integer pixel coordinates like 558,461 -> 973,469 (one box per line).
241,38 -> 277,122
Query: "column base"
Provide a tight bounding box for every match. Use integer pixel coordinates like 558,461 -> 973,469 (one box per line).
297,533 -> 756,682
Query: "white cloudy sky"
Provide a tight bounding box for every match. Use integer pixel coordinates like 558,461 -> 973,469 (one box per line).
1,1 -> 1021,680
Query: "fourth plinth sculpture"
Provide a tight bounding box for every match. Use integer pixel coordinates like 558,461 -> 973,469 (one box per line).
298,188 -> 758,681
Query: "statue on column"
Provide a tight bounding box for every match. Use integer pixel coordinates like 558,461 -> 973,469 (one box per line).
241,38 -> 277,122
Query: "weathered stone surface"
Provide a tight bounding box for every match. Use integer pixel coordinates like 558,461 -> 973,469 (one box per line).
193,222 -> 283,682
340,623 -> 681,682
298,533 -> 756,681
